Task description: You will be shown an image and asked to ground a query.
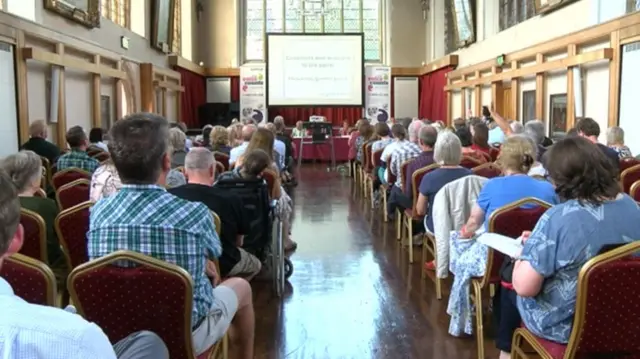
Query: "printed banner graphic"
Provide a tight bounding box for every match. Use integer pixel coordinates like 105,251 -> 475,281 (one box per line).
365,66 -> 391,123
240,64 -> 267,124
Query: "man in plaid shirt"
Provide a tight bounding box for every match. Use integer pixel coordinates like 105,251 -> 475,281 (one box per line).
55,126 -> 100,173
87,113 -> 255,359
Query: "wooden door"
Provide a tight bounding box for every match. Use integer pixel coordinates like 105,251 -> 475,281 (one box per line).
501,86 -> 515,121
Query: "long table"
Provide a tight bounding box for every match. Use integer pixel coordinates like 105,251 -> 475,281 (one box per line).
292,137 -> 350,162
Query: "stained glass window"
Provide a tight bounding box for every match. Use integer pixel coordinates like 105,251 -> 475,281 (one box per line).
499,0 -> 535,32
172,0 -> 182,55
243,0 -> 383,62
101,0 -> 130,28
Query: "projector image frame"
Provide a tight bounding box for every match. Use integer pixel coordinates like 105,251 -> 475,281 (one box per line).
265,32 -> 365,108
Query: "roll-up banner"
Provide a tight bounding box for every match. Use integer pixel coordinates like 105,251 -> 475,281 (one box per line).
364,66 -> 391,123
239,64 -> 267,124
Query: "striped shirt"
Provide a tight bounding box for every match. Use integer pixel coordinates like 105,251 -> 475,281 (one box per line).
371,138 -> 394,155
56,149 -> 100,173
87,184 -> 221,326
389,141 -> 421,189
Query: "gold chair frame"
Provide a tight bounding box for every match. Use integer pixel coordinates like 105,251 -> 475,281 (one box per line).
402,164 -> 439,263
471,162 -> 502,178
620,163 -> 640,194
54,201 -> 94,271
630,179 -> 640,203
395,159 -> 415,241
20,208 -> 48,263
55,178 -> 91,211
51,168 -> 91,191
5,253 -> 57,306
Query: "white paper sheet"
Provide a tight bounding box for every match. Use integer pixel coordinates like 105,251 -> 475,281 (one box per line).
477,233 -> 523,258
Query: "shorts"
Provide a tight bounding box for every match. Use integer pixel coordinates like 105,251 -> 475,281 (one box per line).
192,286 -> 239,355
227,247 -> 262,277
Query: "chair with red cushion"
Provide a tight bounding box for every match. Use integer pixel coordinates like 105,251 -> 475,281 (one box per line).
395,159 -> 415,240
55,179 -> 90,211
93,152 -> 110,163
87,149 -> 103,157
381,171 -> 396,223
620,164 -> 640,194
34,188 -> 47,198
0,253 -> 56,306
68,250 -> 227,359
19,208 -> 48,263
630,180 -> 640,203
214,152 -> 230,171
360,143 -> 374,199
489,147 -> 500,162
402,164 -> 439,263
40,156 -> 52,187
460,155 -> 484,169
619,157 -> 640,173
215,161 -> 225,179
512,241 -> 640,359
55,201 -> 92,271
472,197 -> 552,359
472,162 -> 502,179
368,148 -> 385,204
261,168 -> 278,199
51,168 -> 91,191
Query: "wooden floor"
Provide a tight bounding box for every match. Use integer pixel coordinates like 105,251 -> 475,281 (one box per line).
252,164 -> 499,359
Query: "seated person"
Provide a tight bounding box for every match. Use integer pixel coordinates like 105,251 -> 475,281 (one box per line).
575,117 -> 620,171
510,137 -> 640,358
170,148 -> 261,278
606,125 -> 632,158
56,126 -> 100,173
0,169 -> 169,359
169,128 -> 188,168
0,150 -> 63,268
264,123 -> 286,171
20,120 -> 60,164
386,122 -> 423,219
230,124 -> 257,167
209,126 -> 232,154
378,124 -> 405,185
339,120 -> 351,136
87,113 -> 254,359
274,117 -> 294,171
456,127 -> 486,162
88,127 -> 109,152
291,121 -> 305,138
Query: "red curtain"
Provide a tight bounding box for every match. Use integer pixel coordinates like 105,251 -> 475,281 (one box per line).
230,76 -> 240,102
174,67 -> 205,128
268,107 -> 362,127
418,66 -> 452,123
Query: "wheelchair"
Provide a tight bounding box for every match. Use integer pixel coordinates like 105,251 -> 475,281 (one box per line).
214,178 -> 292,297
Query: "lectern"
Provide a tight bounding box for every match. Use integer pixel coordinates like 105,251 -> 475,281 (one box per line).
297,122 -> 336,170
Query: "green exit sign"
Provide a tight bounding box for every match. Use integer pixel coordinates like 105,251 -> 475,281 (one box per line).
496,54 -> 505,67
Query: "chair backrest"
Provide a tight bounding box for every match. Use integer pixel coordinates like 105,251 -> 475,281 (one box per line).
41,166 -> 47,190
363,142 -> 373,172
472,162 -> 502,179
398,159 -> 414,189
482,197 -> 552,288
630,180 -> 640,203
19,208 -> 48,262
0,253 -> 56,306
261,168 -> 278,199
411,164 -> 440,212
93,152 -> 110,163
55,201 -> 92,270
619,157 -> 640,173
620,164 -> 640,194
55,179 -> 90,211
489,147 -> 500,162
460,155 -> 484,169
51,168 -> 91,191
215,161 -> 225,178
214,152 -> 230,171
372,148 -> 384,168
210,211 -> 221,236
565,241 -> 640,358
68,251 -> 197,359
34,188 -> 47,198
87,149 -> 103,157
40,156 -> 52,186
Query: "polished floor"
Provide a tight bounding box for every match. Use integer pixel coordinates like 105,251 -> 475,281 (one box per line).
252,165 -> 499,359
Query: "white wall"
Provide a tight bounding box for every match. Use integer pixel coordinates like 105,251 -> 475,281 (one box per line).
0,42 -> 19,157
65,69 -> 92,131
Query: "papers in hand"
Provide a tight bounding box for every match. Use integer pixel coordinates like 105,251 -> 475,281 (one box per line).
477,233 -> 523,258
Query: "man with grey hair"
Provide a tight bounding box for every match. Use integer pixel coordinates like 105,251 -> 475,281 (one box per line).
510,120 -> 524,134
170,148 -> 261,279
386,122 -> 422,219
408,119 -> 427,144
0,169 -> 170,359
88,113 -> 255,359
56,125 -> 100,173
524,120 -> 547,160
230,124 -> 257,166
20,119 -> 60,163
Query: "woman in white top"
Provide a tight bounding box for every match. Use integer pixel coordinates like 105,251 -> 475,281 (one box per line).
89,128 -> 109,152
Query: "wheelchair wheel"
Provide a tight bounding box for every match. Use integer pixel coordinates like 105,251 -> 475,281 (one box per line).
284,258 -> 293,279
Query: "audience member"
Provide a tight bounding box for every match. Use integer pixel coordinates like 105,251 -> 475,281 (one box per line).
524,120 -> 547,161
87,113 -> 255,358
379,124 -> 405,184
56,126 -> 100,173
170,148 -> 260,278
453,118 -> 466,131
209,126 -> 232,154
0,150 -> 62,267
264,123 -> 286,170
88,128 -> 108,152
230,124 -> 257,167
470,122 -> 492,155
273,117 -> 294,170
371,122 -> 393,161
575,117 -> 619,171
347,119 -> 364,162
387,122 -> 422,218
509,121 -> 524,134
228,123 -> 244,148
168,128 -> 188,168
340,120 -> 351,136
20,120 -> 61,164
404,125 -> 438,196
355,122 -> 375,164
0,168 -> 170,359
606,126 -> 632,158
408,119 -> 427,143
510,137 -> 640,359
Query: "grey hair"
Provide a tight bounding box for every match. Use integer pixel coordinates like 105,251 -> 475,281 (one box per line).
168,127 -> 187,150
510,121 -> 524,134
0,169 -> 20,255
0,150 -> 42,193
524,120 -> 545,145
517,134 -> 539,159
274,116 -> 284,124
108,112 -> 169,184
185,147 -> 215,172
408,120 -> 426,143
434,131 -> 463,166
606,126 -> 625,146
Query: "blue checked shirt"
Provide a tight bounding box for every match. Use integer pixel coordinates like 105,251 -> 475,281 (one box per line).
56,149 -> 100,173
389,141 -> 421,190
87,184 -> 222,326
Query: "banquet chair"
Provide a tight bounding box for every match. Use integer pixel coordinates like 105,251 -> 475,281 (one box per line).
630,180 -> 640,203
620,164 -> 640,194
460,155 -> 484,169
261,168 -> 278,199
381,171 -> 396,223
402,164 -> 439,263
56,179 -> 90,211
473,197 -> 552,359
51,168 -> 91,191
370,148 -> 384,205
361,143 -> 373,199
472,162 -> 502,179
55,201 -> 93,271
619,157 -> 640,173
41,166 -> 48,190
19,208 -> 48,263
68,250 -> 228,359
87,149 -> 103,157
215,161 -> 225,179
34,188 -> 47,198
93,151 -> 110,163
0,253 -> 56,306
395,159 -> 415,240
214,152 -> 230,171
511,241 -> 640,359
40,156 -> 52,186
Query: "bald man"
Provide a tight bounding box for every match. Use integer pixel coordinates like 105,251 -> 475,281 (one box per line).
229,124 -> 257,166
20,120 -> 60,163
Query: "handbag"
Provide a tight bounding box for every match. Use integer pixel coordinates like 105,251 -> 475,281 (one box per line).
499,258 -> 515,283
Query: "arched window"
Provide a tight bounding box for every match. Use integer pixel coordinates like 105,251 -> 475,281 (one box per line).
243,0 -> 383,63
172,0 -> 182,55
102,0 -> 130,28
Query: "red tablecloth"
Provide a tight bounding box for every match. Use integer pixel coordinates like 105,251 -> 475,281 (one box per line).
292,137 -> 350,162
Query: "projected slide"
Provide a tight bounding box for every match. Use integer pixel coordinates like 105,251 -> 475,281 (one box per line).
266,34 -> 364,106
